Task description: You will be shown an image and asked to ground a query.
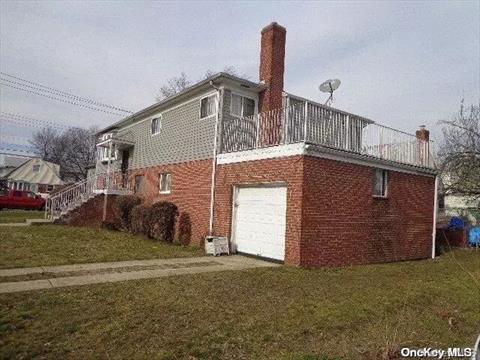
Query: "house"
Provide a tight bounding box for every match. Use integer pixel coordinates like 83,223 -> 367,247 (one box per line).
5,157 -> 63,194
0,153 -> 31,178
438,177 -> 479,225
49,22 -> 437,267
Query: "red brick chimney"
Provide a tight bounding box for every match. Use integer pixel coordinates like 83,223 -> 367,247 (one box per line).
416,125 -> 430,166
259,22 -> 286,113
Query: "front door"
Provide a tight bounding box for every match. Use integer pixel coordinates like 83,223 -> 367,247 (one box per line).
121,150 -> 130,187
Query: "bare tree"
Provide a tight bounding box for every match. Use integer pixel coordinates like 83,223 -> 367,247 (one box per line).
155,72 -> 191,102
438,100 -> 480,199
30,127 -> 59,160
155,67 -> 246,102
30,125 -> 98,181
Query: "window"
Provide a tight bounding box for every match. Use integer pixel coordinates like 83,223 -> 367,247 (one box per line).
230,93 -> 255,118
159,173 -> 171,194
32,165 -> 40,173
200,95 -> 216,119
47,185 -> 54,192
151,116 -> 162,135
134,175 -> 145,194
373,169 -> 388,197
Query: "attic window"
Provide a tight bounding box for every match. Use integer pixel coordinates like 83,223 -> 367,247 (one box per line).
32,165 -> 40,173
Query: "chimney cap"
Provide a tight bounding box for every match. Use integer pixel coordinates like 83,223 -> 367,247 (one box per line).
261,22 -> 286,34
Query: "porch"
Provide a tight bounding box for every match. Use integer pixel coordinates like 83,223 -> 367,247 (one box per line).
220,97 -> 435,169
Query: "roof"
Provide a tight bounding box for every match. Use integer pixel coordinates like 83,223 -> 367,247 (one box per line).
0,153 -> 31,169
5,158 -> 64,185
98,72 -> 263,134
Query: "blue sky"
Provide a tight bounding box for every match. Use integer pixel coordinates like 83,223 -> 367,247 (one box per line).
0,0 -> 479,152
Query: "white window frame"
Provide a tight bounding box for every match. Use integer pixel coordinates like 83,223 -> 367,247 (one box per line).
47,184 -> 54,192
159,172 -> 171,194
230,93 -> 256,118
32,165 -> 40,173
199,94 -> 217,120
151,115 -> 162,135
373,168 -> 388,198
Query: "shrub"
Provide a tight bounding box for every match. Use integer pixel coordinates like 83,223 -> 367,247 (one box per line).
148,201 -> 179,242
130,205 -> 151,235
101,220 -> 119,231
178,212 -> 192,246
114,195 -> 142,232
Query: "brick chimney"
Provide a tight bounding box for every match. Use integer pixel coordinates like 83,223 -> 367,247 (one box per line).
416,125 -> 430,166
259,22 -> 286,113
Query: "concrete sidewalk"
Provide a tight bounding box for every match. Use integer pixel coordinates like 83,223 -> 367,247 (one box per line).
0,256 -> 279,294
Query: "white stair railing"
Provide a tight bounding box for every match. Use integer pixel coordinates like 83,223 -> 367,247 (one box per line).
45,174 -> 98,220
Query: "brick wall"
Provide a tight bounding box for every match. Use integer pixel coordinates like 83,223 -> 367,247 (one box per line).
212,155 -> 435,267
300,156 -> 435,267
128,159 -> 212,245
213,156 -> 304,266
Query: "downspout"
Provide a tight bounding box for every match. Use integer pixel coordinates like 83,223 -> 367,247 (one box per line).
102,141 -> 113,222
431,175 -> 439,259
208,81 -> 221,235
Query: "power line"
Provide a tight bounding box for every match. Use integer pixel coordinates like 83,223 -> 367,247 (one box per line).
0,81 -> 128,117
1,112 -> 72,130
0,72 -> 133,114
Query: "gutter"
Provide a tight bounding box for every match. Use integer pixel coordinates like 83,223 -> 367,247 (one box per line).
208,81 -> 222,235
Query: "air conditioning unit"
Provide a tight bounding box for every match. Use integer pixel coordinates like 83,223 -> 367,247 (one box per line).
205,236 -> 230,256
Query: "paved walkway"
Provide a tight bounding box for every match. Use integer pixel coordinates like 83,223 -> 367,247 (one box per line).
0,256 -> 279,294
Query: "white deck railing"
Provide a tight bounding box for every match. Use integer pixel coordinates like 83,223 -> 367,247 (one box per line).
220,102 -> 435,169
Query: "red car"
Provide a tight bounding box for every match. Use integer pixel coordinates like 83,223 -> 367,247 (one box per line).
0,190 -> 46,210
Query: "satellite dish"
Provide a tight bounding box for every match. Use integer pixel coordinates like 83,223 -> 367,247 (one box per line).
319,79 -> 341,106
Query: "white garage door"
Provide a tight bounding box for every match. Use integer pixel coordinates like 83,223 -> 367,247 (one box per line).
232,185 -> 287,261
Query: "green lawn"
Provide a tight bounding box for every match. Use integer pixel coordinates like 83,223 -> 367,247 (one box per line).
0,210 -> 44,224
0,250 -> 479,359
0,225 -> 202,269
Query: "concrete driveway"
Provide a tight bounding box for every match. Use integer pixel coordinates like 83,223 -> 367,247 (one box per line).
0,255 -> 279,294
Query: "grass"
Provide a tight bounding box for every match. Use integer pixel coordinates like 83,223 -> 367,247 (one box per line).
0,249 -> 479,359
0,225 -> 202,269
0,210 -> 44,223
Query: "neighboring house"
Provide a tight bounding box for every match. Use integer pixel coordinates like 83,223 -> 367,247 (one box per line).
5,158 -> 63,194
0,153 -> 31,178
438,176 -> 479,225
50,22 -> 437,268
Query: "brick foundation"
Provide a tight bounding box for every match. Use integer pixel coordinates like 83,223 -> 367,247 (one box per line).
59,194 -> 119,227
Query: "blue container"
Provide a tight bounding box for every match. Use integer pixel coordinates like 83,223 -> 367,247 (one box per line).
469,227 -> 480,247
448,217 -> 465,230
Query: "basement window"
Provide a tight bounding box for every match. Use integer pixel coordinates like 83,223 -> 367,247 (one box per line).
159,173 -> 171,194
230,93 -> 255,118
200,95 -> 216,119
373,169 -> 388,198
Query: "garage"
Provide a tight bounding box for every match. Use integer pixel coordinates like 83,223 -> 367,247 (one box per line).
232,185 -> 287,261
